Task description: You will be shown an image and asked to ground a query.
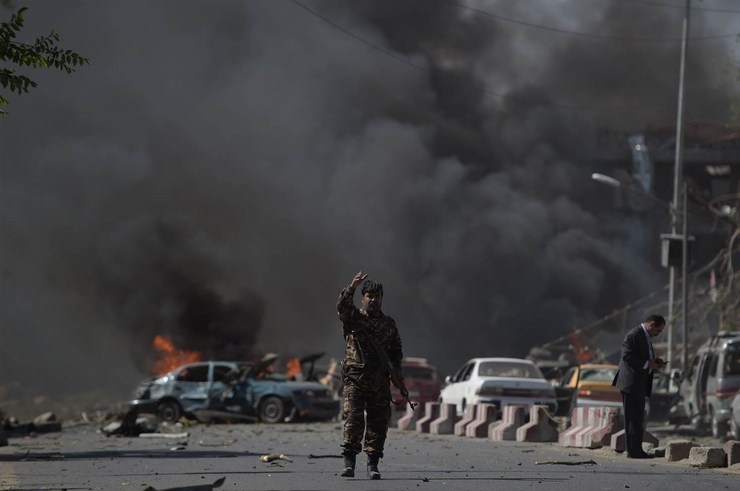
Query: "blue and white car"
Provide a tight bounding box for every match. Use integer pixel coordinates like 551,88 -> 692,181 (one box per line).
130,361 -> 339,424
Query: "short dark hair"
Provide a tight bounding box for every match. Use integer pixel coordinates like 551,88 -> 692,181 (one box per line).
361,280 -> 383,296
645,314 -> 666,327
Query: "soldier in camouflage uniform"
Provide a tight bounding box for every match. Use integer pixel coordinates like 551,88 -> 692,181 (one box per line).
337,271 -> 404,480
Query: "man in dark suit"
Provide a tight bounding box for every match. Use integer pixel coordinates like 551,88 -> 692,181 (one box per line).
612,314 -> 668,458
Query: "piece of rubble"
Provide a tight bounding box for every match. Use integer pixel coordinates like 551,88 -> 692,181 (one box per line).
534,460 -> 598,465
688,446 -> 726,468
259,453 -> 292,463
197,438 -> 237,447
142,476 -> 225,491
33,412 -> 56,425
157,422 -> 189,433
139,432 -> 189,439
665,440 -> 697,462
32,412 -> 62,433
723,440 -> 740,467
100,409 -> 156,437
609,429 -> 658,453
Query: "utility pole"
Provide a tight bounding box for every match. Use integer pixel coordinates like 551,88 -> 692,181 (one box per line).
670,0 -> 690,370
681,182 -> 689,371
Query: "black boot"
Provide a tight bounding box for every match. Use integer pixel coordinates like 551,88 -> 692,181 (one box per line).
367,454 -> 381,480
340,453 -> 356,477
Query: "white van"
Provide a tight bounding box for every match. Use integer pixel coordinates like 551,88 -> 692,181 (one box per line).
671,331 -> 740,438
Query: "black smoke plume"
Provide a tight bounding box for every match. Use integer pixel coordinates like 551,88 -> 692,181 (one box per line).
1,1 -> 737,407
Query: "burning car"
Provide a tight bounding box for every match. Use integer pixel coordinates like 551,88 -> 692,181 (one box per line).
129,360 -> 340,424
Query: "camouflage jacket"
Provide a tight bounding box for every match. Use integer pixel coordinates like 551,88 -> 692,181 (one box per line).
337,285 -> 403,378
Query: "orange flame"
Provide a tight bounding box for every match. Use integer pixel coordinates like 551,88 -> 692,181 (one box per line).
285,357 -> 302,379
152,335 -> 203,376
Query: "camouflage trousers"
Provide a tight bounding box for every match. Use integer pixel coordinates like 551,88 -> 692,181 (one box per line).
341,375 -> 391,458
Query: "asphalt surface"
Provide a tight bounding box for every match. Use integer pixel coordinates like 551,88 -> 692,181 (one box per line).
1,420 -> 737,491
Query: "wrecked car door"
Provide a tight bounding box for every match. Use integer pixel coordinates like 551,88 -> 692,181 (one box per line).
694,352 -> 714,423
171,363 -> 211,410
208,363 -> 238,407
555,366 -> 579,417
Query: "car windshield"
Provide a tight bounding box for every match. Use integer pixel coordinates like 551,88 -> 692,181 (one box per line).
404,366 -> 435,380
579,367 -> 617,383
477,361 -> 542,379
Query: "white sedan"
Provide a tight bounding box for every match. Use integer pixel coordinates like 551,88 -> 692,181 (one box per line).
440,357 -> 557,414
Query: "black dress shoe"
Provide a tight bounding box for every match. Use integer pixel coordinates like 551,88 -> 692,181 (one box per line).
628,453 -> 654,459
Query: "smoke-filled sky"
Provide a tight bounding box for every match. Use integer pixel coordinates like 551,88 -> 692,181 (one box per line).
1,0 -> 738,402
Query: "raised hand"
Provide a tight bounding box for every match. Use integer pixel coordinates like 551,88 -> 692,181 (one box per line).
349,271 -> 368,289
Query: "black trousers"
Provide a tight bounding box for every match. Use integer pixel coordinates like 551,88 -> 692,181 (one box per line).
621,391 -> 646,456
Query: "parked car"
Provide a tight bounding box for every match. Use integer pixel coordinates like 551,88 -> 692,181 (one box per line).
130,361 -> 340,424
556,364 -> 621,416
730,392 -> 740,440
670,331 -> 740,437
439,357 -> 557,414
391,357 -> 443,411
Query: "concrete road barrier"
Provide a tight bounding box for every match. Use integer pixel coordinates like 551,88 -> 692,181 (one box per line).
397,401 -> 425,431
516,405 -> 559,442
454,405 -> 477,436
559,407 -> 588,447
430,403 -> 458,435
415,402 -> 440,434
489,405 -> 525,441
578,407 -> 622,449
465,404 -> 497,438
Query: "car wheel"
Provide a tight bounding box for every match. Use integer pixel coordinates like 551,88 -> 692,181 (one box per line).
730,417 -> 740,440
259,396 -> 286,424
711,415 -> 727,440
157,400 -> 181,423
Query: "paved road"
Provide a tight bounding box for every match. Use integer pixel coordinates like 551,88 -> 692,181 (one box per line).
1,421 -> 737,491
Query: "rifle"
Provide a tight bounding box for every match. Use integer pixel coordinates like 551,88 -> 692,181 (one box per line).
351,326 -> 417,412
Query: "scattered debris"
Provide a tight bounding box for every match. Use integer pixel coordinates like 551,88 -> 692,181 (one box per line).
140,432 -> 190,439
20,452 -> 66,461
259,453 -> 292,463
535,460 -> 598,466
32,412 -> 62,432
308,454 -> 342,459
100,408 -> 158,437
2,412 -> 63,437
142,476 -> 225,491
198,438 -> 237,447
